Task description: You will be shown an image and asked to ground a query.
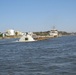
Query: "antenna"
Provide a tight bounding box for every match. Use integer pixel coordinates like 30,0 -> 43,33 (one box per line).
53,25 -> 55,30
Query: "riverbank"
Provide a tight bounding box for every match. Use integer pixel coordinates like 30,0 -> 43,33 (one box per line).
0,35 -> 56,41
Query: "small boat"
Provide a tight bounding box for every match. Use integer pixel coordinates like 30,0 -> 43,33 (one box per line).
18,34 -> 35,42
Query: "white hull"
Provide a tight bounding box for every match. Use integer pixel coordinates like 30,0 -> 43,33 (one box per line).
18,34 -> 35,42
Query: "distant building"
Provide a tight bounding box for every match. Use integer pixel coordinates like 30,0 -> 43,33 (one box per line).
15,31 -> 24,36
27,32 -> 37,38
28,32 -> 34,36
5,29 -> 15,36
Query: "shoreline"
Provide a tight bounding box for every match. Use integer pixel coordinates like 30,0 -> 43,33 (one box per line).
0,35 -> 56,40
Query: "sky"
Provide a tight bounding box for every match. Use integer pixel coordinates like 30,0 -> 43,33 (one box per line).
0,0 -> 76,32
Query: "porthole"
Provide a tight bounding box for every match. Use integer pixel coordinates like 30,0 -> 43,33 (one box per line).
25,38 -> 28,40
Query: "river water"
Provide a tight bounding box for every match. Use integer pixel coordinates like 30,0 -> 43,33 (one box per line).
0,36 -> 76,75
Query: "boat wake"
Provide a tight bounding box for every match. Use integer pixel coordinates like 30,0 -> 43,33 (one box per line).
0,41 -> 19,45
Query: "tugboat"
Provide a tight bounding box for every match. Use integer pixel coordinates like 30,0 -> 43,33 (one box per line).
49,26 -> 58,37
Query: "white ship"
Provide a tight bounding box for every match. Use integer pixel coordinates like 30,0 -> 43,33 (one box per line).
18,33 -> 35,42
49,26 -> 58,37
